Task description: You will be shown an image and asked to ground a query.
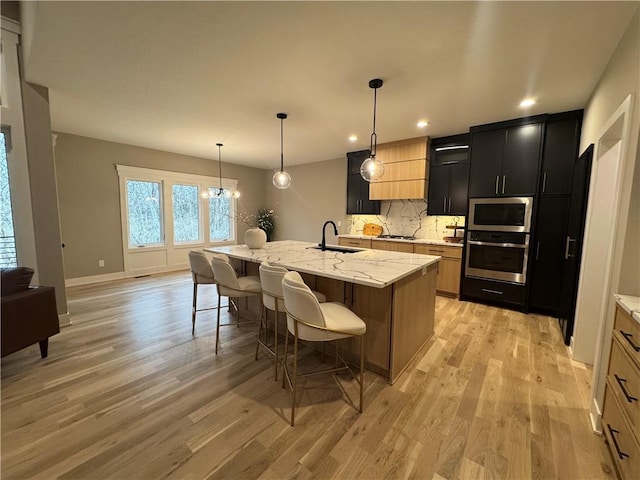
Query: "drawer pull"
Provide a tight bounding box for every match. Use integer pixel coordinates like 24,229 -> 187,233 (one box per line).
621,330 -> 640,352
481,288 -> 503,295
614,374 -> 639,403
607,424 -> 630,460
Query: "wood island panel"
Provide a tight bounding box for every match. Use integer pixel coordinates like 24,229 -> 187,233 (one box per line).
390,264 -> 437,380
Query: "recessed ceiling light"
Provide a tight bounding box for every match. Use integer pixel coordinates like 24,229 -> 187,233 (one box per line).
348,135 -> 358,142
417,120 -> 429,128
519,98 -> 536,108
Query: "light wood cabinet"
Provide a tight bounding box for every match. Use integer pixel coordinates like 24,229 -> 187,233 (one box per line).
603,304 -> 640,479
338,237 -> 372,249
369,137 -> 429,200
414,244 -> 462,296
371,239 -> 414,253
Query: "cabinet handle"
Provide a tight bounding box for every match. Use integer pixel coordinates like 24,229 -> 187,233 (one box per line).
448,197 -> 452,213
621,330 -> 640,352
614,374 -> 639,403
502,175 -> 506,195
443,198 -> 447,212
542,172 -> 547,193
607,424 -> 630,460
482,288 -> 503,295
564,237 -> 576,259
536,241 -> 540,260
495,176 -> 499,195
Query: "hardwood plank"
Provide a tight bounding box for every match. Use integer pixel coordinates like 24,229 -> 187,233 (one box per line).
0,270 -> 615,479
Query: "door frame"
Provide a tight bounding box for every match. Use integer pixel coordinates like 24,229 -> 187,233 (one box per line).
571,94 -> 636,433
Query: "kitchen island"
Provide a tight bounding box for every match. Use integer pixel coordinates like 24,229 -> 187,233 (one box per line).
205,240 -> 439,383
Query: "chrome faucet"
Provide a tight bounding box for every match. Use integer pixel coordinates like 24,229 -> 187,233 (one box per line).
320,220 -> 338,251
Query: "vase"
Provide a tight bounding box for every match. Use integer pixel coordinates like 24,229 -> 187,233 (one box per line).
244,228 -> 267,249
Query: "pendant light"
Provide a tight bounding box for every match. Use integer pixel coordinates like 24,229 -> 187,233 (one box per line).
205,143 -> 240,199
360,78 -> 385,182
272,112 -> 291,189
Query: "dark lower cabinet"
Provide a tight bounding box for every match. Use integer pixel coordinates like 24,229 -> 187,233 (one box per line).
528,196 -> 570,313
461,276 -> 527,308
346,150 -> 380,215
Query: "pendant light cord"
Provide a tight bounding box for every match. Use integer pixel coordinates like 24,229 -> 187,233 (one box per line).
370,86 -> 378,158
280,117 -> 284,172
217,143 -> 223,193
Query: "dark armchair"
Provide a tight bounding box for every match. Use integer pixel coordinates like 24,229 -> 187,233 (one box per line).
1,267 -> 60,358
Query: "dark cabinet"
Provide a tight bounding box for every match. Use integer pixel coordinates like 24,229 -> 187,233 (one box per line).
469,122 -> 542,198
346,150 -> 380,215
529,111 -> 583,318
539,112 -> 583,196
427,134 -> 469,216
529,196 -> 570,312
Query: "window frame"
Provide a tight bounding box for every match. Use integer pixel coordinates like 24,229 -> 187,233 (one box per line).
171,182 -> 202,245
125,178 -> 165,248
116,165 -> 237,276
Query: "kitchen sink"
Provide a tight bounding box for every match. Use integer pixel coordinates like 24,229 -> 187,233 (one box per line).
309,245 -> 360,254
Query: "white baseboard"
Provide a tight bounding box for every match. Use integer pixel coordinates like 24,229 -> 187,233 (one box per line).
58,312 -> 72,327
66,266 -> 190,287
590,397 -> 603,434
65,271 -> 125,287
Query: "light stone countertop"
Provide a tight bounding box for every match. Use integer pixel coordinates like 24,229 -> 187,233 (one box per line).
615,294 -> 640,324
338,234 -> 463,247
205,240 -> 439,288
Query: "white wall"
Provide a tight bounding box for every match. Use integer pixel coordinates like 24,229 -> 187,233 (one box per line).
568,10 -> 639,431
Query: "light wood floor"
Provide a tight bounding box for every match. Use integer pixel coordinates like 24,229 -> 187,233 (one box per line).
1,271 -> 615,479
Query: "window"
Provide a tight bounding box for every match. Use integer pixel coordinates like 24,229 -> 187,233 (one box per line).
172,184 -> 200,243
116,164 -> 237,276
209,195 -> 232,241
126,179 -> 163,247
0,130 -> 17,267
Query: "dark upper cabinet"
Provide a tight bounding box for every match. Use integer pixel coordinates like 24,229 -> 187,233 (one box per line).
529,196 -> 570,312
468,129 -> 505,197
539,112 -> 583,196
469,122 -> 542,198
502,123 -> 542,196
346,150 -> 380,215
427,166 -> 449,215
449,163 -> 470,214
427,134 -> 469,215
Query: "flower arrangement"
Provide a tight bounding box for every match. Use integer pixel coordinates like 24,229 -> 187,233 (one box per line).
257,208 -> 276,242
236,207 -> 277,242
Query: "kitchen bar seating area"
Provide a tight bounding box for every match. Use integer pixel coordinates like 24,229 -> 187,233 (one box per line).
0,270 -> 614,479
3,3 -> 638,480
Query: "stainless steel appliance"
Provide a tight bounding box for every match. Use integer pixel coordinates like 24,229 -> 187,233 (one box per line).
465,231 -> 530,284
468,197 -> 533,233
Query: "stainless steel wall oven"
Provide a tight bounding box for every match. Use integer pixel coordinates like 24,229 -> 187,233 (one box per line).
465,197 -> 533,285
465,231 -> 530,284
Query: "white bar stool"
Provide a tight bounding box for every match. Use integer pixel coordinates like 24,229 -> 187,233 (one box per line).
281,271 -> 366,426
257,262 -> 326,380
188,250 -> 219,335
211,254 -> 262,354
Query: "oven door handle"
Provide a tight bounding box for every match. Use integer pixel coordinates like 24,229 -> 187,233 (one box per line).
467,240 -> 528,248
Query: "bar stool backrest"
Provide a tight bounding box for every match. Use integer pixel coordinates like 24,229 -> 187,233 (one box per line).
259,262 -> 287,310
282,271 -> 326,331
188,250 -> 214,283
211,254 -> 240,290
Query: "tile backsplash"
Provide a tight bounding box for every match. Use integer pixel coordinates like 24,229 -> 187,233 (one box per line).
347,200 -> 465,240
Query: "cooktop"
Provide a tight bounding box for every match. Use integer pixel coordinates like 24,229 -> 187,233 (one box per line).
377,234 -> 417,240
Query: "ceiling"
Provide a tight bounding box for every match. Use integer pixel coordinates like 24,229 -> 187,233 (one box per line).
19,1 -> 637,169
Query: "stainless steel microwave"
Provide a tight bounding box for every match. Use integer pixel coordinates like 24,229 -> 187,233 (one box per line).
468,197 -> 533,233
